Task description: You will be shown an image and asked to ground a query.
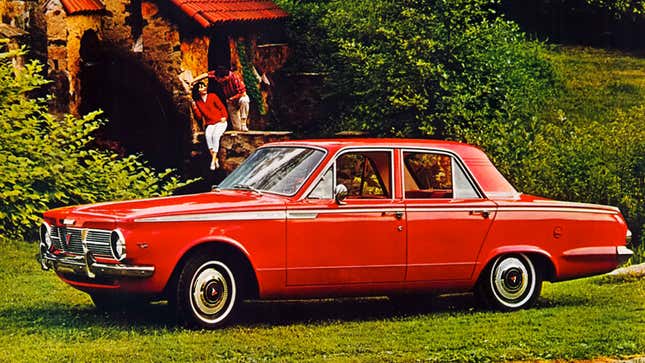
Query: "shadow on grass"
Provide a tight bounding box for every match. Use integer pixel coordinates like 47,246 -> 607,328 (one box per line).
0,291 -> 594,331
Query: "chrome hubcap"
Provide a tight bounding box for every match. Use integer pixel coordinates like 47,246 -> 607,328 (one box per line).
493,257 -> 529,301
191,263 -> 231,320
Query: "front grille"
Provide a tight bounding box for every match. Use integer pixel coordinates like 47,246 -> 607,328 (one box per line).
51,227 -> 114,259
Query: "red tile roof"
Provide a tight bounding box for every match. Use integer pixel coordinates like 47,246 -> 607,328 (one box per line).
169,0 -> 288,28
60,0 -> 105,14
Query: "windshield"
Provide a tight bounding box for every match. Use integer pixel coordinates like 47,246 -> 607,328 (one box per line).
219,147 -> 326,196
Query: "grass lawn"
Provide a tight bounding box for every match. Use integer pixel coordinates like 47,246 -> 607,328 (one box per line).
1,241 -> 643,362
545,46 -> 645,124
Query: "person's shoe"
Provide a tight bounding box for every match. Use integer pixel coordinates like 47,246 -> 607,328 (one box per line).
241,125 -> 249,132
210,159 -> 219,170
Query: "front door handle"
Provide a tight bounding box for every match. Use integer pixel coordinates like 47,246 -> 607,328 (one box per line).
469,209 -> 490,219
382,211 -> 404,220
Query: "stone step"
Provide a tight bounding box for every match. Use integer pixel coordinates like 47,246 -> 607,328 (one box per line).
191,130 -> 292,173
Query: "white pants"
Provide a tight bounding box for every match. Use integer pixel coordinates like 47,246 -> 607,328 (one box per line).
228,94 -> 250,130
205,121 -> 227,152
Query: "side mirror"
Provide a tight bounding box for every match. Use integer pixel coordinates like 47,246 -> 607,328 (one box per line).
334,184 -> 348,205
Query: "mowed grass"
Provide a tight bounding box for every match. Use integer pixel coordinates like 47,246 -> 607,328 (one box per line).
0,241 -> 643,362
546,46 -> 645,123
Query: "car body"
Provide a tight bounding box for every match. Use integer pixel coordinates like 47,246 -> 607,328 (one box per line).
38,139 -> 633,328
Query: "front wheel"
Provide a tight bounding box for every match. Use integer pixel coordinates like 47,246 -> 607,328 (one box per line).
173,255 -> 240,329
476,253 -> 542,311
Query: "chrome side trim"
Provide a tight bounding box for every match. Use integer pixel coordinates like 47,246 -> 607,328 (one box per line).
497,207 -> 618,215
532,199 -> 621,213
406,206 -> 616,215
134,211 -> 287,223
407,207 -> 487,213
288,208 -> 404,218
286,211 -> 319,219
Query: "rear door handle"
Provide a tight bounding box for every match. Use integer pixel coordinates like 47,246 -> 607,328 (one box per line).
469,209 -> 490,219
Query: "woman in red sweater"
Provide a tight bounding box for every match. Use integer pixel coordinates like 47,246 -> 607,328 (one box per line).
191,81 -> 228,170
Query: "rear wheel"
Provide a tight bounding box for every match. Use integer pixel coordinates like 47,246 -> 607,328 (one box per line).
173,254 -> 240,329
476,253 -> 542,311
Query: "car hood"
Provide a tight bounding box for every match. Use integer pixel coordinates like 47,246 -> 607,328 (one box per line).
44,190 -> 288,224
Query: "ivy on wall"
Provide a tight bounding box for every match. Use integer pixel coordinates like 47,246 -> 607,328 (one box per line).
236,40 -> 266,116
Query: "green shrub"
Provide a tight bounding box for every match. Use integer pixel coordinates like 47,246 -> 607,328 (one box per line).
0,44 -> 190,240
278,0 -> 557,174
516,106 -> 644,250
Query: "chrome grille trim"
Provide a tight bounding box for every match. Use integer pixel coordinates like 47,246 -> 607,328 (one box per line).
51,227 -> 115,259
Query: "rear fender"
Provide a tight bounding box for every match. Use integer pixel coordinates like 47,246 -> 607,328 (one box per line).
475,245 -> 557,282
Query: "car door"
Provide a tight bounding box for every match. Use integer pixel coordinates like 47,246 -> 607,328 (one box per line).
286,149 -> 406,285
402,149 -> 496,281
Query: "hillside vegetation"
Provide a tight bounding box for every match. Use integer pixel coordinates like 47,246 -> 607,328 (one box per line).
522,46 -> 645,256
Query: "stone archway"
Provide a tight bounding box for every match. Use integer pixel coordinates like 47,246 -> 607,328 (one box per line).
78,30 -> 191,171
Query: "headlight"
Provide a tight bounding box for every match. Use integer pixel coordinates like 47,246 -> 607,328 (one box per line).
110,230 -> 127,261
39,222 -> 52,250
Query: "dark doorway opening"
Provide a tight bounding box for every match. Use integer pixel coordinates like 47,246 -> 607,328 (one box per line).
207,32 -> 231,97
78,30 -> 190,172
208,32 -> 231,70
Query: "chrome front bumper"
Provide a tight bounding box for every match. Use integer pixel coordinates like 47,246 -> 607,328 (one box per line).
38,247 -> 154,279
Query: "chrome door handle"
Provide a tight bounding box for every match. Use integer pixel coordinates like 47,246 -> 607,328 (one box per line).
382,211 -> 404,220
469,209 -> 490,219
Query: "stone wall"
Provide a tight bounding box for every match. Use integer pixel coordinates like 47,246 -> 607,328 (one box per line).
0,0 -> 47,62
184,130 -> 292,193
101,0 -> 136,50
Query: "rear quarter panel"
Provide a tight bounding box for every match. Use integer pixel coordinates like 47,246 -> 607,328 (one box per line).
475,201 -> 628,282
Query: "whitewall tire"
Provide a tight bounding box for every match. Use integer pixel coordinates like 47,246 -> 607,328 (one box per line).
175,255 -> 240,328
477,253 -> 542,311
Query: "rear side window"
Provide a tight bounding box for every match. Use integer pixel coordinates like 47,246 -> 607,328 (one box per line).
403,151 -> 479,199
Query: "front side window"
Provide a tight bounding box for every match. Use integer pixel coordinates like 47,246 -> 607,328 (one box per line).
308,151 -> 392,199
403,151 -> 479,199
219,147 -> 325,195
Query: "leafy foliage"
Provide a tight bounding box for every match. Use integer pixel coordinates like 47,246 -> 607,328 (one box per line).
585,0 -> 645,17
278,0 -> 557,164
0,45 -> 190,239
236,40 -> 266,115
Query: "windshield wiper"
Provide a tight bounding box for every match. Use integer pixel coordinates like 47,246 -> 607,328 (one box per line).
233,183 -> 263,195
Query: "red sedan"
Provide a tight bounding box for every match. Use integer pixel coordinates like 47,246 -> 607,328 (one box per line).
37,139 -> 633,328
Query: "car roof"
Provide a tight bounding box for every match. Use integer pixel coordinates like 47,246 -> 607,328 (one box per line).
264,138 -> 519,199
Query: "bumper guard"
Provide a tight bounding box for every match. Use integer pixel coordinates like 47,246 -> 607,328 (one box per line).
37,247 -> 154,279
617,246 -> 634,265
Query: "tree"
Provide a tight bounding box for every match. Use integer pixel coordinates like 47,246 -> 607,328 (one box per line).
0,42 -> 190,239
278,0 -> 557,173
